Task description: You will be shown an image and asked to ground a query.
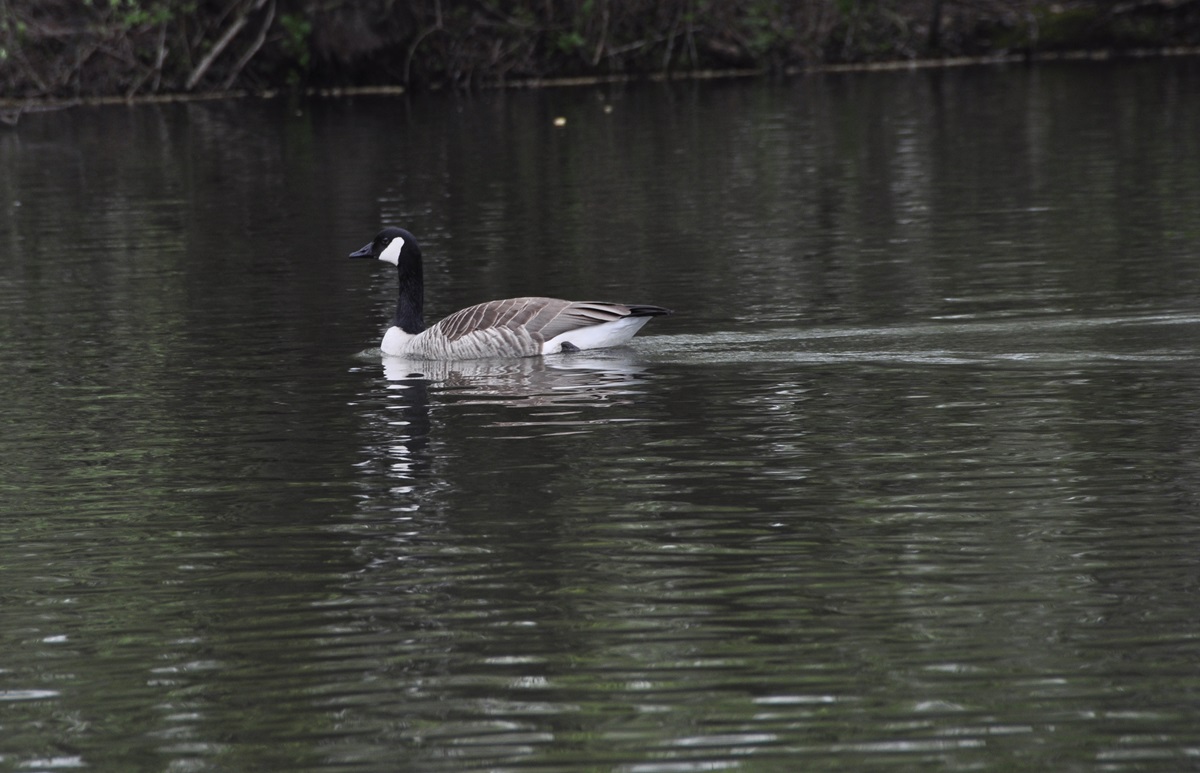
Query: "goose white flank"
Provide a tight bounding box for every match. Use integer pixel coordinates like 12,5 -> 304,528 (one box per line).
349,227 -> 672,360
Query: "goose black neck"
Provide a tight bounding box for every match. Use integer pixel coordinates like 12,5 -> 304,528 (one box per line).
393,258 -> 425,334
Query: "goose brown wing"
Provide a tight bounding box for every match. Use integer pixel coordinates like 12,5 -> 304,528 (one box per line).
434,298 -> 671,345
434,298 -> 573,343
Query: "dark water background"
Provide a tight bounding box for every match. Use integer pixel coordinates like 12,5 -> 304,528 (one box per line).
3,59 -> 1200,771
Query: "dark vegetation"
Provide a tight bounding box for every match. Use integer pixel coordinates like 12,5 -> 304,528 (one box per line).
2,0 -> 1199,102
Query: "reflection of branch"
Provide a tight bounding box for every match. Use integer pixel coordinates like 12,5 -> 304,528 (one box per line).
223,0 -> 276,89
185,0 -> 269,90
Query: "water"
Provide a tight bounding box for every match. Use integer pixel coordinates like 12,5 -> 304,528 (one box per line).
3,59 -> 1200,771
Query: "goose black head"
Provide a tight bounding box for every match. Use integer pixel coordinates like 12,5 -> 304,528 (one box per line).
350,227 -> 425,334
348,227 -> 420,267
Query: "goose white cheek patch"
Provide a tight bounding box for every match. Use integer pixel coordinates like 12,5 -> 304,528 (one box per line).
379,237 -> 405,265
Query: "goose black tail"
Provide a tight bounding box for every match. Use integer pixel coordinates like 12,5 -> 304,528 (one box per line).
627,304 -> 673,317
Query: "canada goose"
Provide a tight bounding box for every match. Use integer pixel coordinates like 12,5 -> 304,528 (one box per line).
350,227 -> 671,359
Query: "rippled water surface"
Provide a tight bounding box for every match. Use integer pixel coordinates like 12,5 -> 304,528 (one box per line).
3,59 -> 1200,771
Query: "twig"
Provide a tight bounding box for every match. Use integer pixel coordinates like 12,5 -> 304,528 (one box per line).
152,20 -> 168,92
222,0 -> 276,90
186,0 -> 268,90
9,44 -> 51,95
123,17 -> 171,96
60,40 -> 104,92
663,5 -> 682,72
591,0 -> 610,66
686,0 -> 698,65
405,25 -> 444,86
607,30 -> 682,59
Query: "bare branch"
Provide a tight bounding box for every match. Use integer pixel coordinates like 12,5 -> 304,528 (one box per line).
222,0 -> 277,90
186,0 -> 269,91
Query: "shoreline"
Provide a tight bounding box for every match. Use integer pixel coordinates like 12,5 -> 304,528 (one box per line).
3,46 -> 1199,115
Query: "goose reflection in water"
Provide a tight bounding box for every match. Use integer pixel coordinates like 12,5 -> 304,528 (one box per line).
352,352 -> 659,492
380,351 -> 654,410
